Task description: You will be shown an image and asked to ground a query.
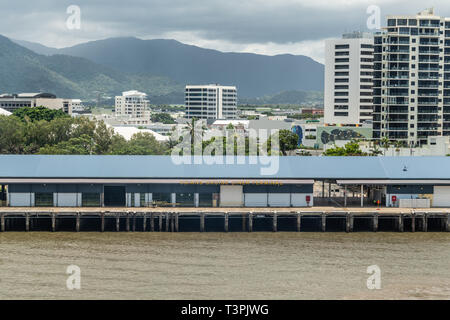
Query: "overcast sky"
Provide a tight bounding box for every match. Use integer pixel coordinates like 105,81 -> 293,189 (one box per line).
2,0 -> 450,63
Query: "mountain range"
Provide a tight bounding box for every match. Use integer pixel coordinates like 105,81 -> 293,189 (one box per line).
5,36 -> 324,104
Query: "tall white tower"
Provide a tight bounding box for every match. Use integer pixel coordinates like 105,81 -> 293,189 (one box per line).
324,32 -> 374,126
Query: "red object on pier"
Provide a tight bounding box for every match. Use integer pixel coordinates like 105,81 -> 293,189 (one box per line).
306,195 -> 311,205
392,195 -> 397,203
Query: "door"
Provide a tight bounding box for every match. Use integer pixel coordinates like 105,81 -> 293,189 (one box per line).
104,186 -> 126,207
433,186 -> 450,207
220,185 -> 243,207
244,193 -> 268,207
268,193 -> 290,207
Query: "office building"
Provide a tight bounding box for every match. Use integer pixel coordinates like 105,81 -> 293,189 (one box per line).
185,84 -> 237,119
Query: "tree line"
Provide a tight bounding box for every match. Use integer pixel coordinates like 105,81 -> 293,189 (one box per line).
0,107 -> 168,155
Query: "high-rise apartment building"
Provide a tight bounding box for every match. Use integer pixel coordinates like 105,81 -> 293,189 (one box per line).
373,8 -> 450,145
115,90 -> 149,118
324,32 -> 374,125
185,84 -> 237,119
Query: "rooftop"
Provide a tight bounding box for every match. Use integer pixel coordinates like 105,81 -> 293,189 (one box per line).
0,155 -> 450,181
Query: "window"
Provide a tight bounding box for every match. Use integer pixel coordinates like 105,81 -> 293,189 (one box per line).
334,112 -> 349,116
82,193 -> 101,207
35,193 -> 53,207
152,193 -> 172,206
335,44 -> 349,49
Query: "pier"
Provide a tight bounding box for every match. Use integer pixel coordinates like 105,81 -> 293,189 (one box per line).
0,207 -> 449,232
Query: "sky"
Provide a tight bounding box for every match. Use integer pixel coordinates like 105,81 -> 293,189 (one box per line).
1,0 -> 450,63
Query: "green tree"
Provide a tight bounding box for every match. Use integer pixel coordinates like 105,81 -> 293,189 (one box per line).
38,134 -> 95,155
0,115 -> 25,153
323,141 -> 368,156
151,113 -> 176,124
13,106 -> 69,122
266,129 -> 299,155
111,132 -> 168,155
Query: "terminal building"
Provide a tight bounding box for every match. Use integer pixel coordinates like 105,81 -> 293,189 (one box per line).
1,155 -> 450,208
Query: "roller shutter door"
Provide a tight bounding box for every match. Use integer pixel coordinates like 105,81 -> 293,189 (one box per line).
433,186 -> 450,207
268,193 -> 290,207
9,193 -> 32,207
56,193 -> 78,207
291,194 -> 309,207
244,193 -> 267,207
220,185 -> 243,207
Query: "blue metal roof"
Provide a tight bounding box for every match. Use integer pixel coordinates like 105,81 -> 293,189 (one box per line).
0,155 -> 449,180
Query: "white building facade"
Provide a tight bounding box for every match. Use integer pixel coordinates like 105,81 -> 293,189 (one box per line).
185,84 -> 237,119
324,32 -> 374,126
115,90 -> 149,118
373,8 -> 450,146
0,93 -> 73,114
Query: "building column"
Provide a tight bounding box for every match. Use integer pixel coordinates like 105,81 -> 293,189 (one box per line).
171,193 -> 176,207
344,185 -> 347,207
194,193 -> 199,208
360,185 -> 364,208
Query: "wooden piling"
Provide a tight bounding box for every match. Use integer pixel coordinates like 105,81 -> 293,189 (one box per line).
0,213 -> 4,232
158,214 -> 163,231
346,214 -> 350,233
398,214 -> 404,232
143,214 -> 147,232
411,213 -> 415,233
132,212 -> 136,232
423,214 -> 428,232
446,214 -> 450,232
296,213 -> 301,232
200,213 -> 205,232
321,212 -> 326,232
224,212 -> 229,232
126,213 -> 130,232
150,212 -> 155,232
165,213 -> 169,232
25,213 -> 29,231
242,213 -> 246,232
248,212 -> 253,232
175,213 -> 179,232
52,213 -> 56,232
76,213 -> 80,232
272,212 -> 277,232
101,212 -> 105,232
170,213 -> 174,232
373,213 -> 378,232
116,213 -> 120,232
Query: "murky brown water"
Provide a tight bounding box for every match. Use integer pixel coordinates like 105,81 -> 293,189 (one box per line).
0,232 -> 449,299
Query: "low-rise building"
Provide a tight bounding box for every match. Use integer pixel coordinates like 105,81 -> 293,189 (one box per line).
0,93 -> 73,114
3,155 -> 450,208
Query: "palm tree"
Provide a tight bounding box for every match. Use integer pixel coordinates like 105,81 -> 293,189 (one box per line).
380,137 -> 391,155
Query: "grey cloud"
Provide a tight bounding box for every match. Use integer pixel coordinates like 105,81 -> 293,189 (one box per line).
2,0 -> 450,48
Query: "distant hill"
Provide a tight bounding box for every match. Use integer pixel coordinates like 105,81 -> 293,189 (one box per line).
15,37 -> 324,98
238,90 -> 324,106
0,35 -> 181,99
